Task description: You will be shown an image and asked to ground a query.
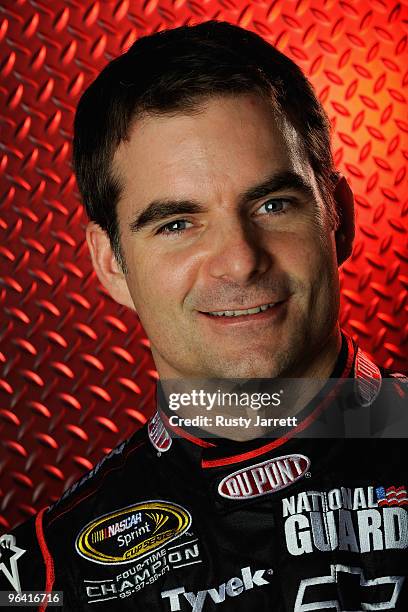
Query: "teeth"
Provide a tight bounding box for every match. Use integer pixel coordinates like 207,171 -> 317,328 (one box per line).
209,302 -> 275,317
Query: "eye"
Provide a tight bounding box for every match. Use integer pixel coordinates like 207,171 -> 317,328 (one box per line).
156,219 -> 192,235
257,198 -> 292,215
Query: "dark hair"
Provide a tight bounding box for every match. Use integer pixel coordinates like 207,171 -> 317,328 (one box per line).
73,20 -> 338,273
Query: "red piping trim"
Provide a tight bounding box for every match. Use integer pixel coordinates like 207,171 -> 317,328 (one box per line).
160,410 -> 216,448
35,507 -> 54,612
202,334 -> 355,468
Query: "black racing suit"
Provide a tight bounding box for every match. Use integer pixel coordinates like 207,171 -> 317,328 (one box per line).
0,333 -> 407,611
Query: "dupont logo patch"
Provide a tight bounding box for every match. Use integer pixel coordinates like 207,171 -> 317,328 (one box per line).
75,500 -> 191,565
218,454 -> 310,500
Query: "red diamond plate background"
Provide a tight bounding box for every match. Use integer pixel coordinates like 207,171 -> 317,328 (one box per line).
0,0 -> 407,531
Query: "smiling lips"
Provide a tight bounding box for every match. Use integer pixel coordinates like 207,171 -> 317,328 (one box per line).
203,301 -> 279,317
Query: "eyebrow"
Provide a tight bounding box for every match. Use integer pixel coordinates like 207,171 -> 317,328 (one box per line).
128,170 -> 314,233
240,170 -> 314,203
129,200 -> 205,233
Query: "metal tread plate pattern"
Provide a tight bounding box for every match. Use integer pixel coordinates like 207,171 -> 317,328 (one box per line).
0,0 -> 407,530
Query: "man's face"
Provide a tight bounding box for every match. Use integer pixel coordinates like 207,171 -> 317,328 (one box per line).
113,93 -> 340,379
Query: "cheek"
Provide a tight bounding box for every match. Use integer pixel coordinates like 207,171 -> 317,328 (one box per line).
275,232 -> 327,275
274,230 -> 338,300
126,247 -> 198,313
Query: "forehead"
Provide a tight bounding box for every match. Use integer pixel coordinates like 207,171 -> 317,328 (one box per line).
113,93 -> 312,217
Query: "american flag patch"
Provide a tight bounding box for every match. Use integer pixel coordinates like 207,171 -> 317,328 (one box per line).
375,486 -> 408,507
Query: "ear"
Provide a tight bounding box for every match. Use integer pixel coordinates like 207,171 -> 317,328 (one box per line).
85,221 -> 135,310
334,175 -> 355,266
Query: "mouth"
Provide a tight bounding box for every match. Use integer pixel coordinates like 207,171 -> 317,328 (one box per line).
197,298 -> 289,331
202,301 -> 278,318
197,299 -> 289,327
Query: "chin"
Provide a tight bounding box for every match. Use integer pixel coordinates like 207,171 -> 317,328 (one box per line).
208,354 -> 285,380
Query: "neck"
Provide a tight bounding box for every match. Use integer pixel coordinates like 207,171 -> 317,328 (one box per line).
291,324 -> 342,379
160,326 -> 344,442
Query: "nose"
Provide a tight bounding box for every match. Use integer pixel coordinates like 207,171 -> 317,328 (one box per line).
205,216 -> 271,284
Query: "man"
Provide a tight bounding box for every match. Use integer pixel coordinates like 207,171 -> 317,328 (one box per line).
0,20 -> 406,611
